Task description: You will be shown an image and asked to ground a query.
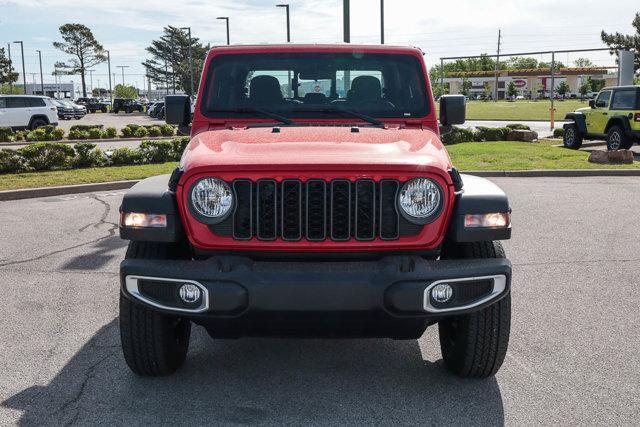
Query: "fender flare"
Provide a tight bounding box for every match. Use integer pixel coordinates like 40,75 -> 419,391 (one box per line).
604,116 -> 633,136
564,113 -> 587,134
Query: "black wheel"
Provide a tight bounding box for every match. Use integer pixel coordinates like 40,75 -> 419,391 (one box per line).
29,117 -> 48,130
101,106 -> 108,113
125,108 -> 132,114
562,123 -> 583,149
438,241 -> 511,379
607,125 -> 632,150
119,241 -> 192,376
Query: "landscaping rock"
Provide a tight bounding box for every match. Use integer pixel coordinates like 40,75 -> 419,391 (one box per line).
588,150 -> 634,165
507,129 -> 538,142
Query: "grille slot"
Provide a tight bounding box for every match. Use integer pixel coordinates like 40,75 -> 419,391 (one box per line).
219,178 -> 420,242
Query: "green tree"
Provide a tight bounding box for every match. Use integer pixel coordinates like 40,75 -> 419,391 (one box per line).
92,87 -> 109,97
143,26 -> 208,96
483,82 -> 492,100
589,78 -> 606,92
539,61 -> 566,70
507,81 -> 518,99
573,58 -> 594,68
601,12 -> 640,73
507,56 -> 538,69
461,78 -> 471,96
556,81 -> 570,99
53,23 -> 107,97
113,84 -> 138,99
0,48 -> 19,87
579,80 -> 590,99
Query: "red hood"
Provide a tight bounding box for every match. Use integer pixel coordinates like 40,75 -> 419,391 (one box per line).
180,126 -> 451,175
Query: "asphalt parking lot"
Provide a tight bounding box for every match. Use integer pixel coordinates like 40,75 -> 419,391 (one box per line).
0,176 -> 639,425
57,111 -> 162,133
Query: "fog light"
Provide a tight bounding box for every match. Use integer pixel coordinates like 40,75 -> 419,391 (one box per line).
179,283 -> 201,304
431,283 -> 453,303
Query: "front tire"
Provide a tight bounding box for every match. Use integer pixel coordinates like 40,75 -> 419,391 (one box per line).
119,241 -> 191,376
563,123 -> 583,149
438,241 -> 511,378
607,125 -> 632,150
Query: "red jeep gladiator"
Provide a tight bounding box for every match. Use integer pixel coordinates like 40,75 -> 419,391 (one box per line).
119,44 -> 512,378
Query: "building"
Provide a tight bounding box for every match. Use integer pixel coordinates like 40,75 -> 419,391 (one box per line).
443,68 -> 618,99
23,82 -> 76,99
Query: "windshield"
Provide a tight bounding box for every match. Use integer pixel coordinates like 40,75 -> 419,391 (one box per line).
200,52 -> 430,120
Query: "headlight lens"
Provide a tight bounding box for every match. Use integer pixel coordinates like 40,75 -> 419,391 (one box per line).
399,178 -> 442,219
191,178 -> 233,218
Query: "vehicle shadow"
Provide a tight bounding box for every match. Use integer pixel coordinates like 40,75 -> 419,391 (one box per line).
61,237 -> 127,271
2,320 -> 505,425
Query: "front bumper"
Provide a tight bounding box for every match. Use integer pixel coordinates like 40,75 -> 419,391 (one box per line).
121,256 -> 511,337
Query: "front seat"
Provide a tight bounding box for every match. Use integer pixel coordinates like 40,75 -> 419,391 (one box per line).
249,75 -> 284,105
347,76 -> 383,104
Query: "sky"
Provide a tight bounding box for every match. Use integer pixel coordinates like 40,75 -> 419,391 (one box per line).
0,0 -> 638,91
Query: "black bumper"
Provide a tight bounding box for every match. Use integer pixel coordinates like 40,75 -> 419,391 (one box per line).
120,256 -> 511,338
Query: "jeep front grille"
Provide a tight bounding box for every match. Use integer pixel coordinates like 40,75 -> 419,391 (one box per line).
212,179 -> 416,241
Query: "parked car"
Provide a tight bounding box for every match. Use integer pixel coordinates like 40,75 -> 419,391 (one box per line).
118,44 -> 513,379
0,95 -> 59,129
563,85 -> 640,150
75,97 -> 109,113
65,100 -> 87,120
51,99 -> 76,120
112,98 -> 145,114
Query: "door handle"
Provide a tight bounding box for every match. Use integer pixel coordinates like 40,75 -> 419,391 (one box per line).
602,112 -> 608,115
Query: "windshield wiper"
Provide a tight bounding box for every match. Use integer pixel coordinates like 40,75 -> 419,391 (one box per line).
209,107 -> 293,125
291,105 -> 384,128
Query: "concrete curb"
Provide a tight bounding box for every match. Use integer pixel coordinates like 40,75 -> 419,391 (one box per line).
0,136 -> 176,148
466,169 -> 640,177
0,180 -> 139,201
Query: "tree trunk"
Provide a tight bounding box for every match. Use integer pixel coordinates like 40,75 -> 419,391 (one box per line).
80,70 -> 87,98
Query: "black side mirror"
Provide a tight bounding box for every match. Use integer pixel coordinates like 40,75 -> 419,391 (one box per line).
439,95 -> 466,127
588,99 -> 596,108
165,95 -> 191,134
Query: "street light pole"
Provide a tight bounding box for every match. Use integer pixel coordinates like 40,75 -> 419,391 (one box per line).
116,65 -> 129,86
343,0 -> 350,43
106,50 -> 113,105
7,44 -> 12,93
217,17 -> 230,45
276,4 -> 290,42
36,50 -> 44,96
13,41 -> 27,94
181,27 -> 195,97
87,69 -> 95,96
380,0 -> 384,44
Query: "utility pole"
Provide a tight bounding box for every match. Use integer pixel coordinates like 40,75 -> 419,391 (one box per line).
36,50 -> 44,96
29,73 -> 36,94
380,0 -> 384,44
87,69 -> 95,96
550,52 -> 556,130
7,43 -> 12,92
181,27 -> 195,97
217,17 -> 230,45
116,65 -> 129,86
276,4 -> 292,97
13,41 -> 27,94
106,50 -> 113,106
493,29 -> 501,102
164,59 -> 169,95
343,0 -> 350,43
440,58 -> 445,99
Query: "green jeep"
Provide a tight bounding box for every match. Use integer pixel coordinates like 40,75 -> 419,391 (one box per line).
563,86 -> 640,150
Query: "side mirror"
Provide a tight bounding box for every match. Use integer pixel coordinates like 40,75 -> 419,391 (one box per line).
439,95 -> 466,127
588,99 -> 595,108
165,95 -> 191,134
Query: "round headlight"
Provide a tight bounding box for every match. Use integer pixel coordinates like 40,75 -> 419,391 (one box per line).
398,178 -> 442,221
190,178 -> 233,219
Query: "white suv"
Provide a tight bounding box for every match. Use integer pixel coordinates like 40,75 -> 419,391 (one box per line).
0,95 -> 59,130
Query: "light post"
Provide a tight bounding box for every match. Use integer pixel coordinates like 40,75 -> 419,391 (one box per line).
380,0 -> 384,44
106,50 -> 113,106
276,4 -> 290,42
13,41 -> 27,94
217,17 -> 230,45
116,65 -> 129,86
7,43 -> 12,93
87,69 -> 95,96
36,50 -> 44,96
180,27 -> 195,97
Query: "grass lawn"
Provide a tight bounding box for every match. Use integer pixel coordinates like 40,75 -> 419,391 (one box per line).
448,140 -> 640,171
0,162 -> 178,191
460,99 -> 587,121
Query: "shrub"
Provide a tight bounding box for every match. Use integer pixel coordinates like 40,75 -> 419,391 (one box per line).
147,126 -> 162,137
109,147 -> 142,166
120,126 -> 133,138
474,126 -> 510,142
68,129 -> 89,140
138,140 -> 174,163
88,128 -> 103,139
441,127 -> 475,145
25,128 -> 49,142
553,128 -> 564,138
18,142 -> 75,171
50,127 -> 65,140
14,131 -> 26,141
0,127 -> 14,142
70,124 -> 103,132
171,137 -> 190,160
160,124 -> 176,137
0,149 -> 26,174
505,123 -> 531,131
73,142 -> 104,168
103,127 -> 117,138
133,127 -> 149,138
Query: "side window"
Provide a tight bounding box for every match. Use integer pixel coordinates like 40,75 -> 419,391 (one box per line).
595,91 -> 611,108
27,98 -> 46,107
0,98 -> 6,109
6,98 -> 27,109
611,90 -> 636,110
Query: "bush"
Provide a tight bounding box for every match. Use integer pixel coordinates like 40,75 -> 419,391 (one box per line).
160,124 -> 176,137
147,126 -> 162,137
120,126 -> 133,138
50,127 -> 65,140
505,123 -> 531,131
73,142 -> 104,168
0,127 -> 14,142
133,127 -> 149,138
70,124 -> 103,132
441,127 -> 475,145
14,130 -> 26,141
108,147 -> 142,166
0,149 -> 26,174
25,128 -> 48,142
474,126 -> 510,142
88,128 -> 103,139
25,126 -> 65,141
68,129 -> 89,140
103,127 -> 117,138
171,137 -> 190,160
553,128 -> 564,138
138,140 -> 174,163
18,142 -> 75,171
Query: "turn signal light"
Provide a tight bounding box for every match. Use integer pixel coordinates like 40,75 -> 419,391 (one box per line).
464,212 -> 511,228
120,212 -> 167,228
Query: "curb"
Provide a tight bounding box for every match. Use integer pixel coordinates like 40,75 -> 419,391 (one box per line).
466,169 -> 640,177
0,180 -> 139,201
0,136 -> 176,148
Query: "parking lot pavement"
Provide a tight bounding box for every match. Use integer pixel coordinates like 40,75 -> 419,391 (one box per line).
57,111 -> 164,132
0,177 -> 639,424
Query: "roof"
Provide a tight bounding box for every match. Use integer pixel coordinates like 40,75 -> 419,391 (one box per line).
208,43 -> 423,55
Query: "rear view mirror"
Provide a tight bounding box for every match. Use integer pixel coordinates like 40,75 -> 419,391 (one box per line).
439,95 -> 466,127
165,95 -> 191,134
